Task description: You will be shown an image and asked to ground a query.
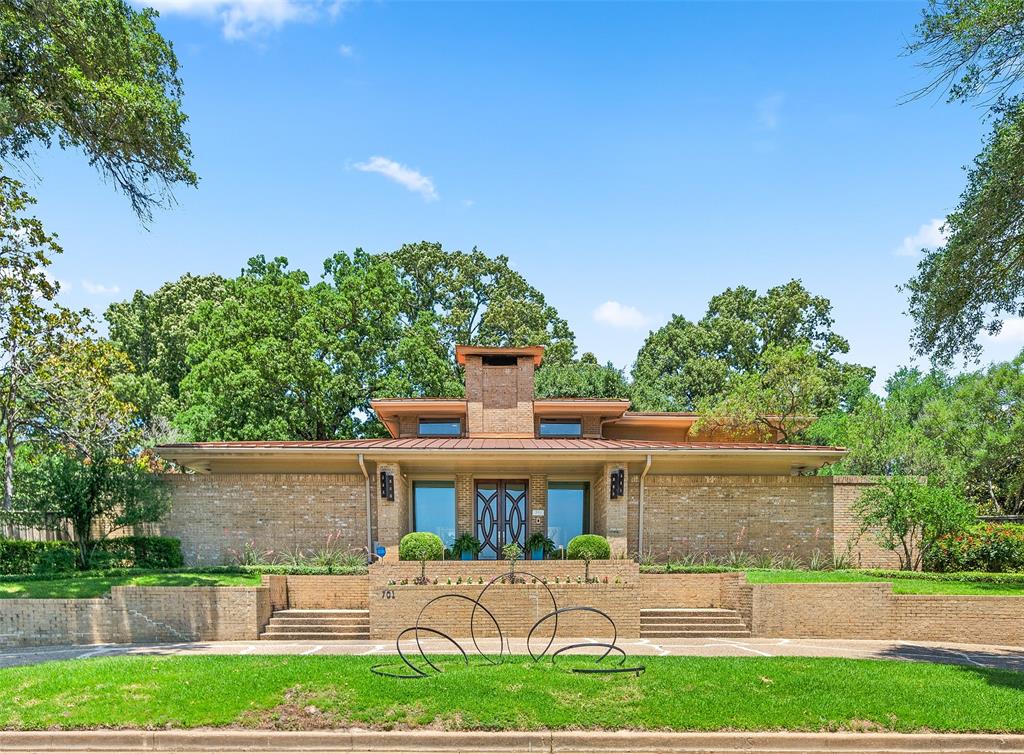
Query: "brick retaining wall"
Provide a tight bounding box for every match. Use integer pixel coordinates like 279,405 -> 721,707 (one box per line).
640,572 -> 743,608
369,561 -> 640,640
261,574 -> 369,610
0,586 -> 270,648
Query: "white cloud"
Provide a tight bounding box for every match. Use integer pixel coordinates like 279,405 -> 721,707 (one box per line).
353,156 -> 439,201
82,280 -> 120,295
592,300 -> 650,329
983,317 -> 1024,344
756,93 -> 785,130
338,44 -> 354,57
143,0 -> 343,40
461,199 -> 475,208
895,218 -> 949,257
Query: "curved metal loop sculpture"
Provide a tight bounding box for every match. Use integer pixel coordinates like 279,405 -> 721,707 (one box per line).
370,569 -> 645,678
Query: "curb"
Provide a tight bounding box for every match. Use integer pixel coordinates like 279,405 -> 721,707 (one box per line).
3,730 -> 1024,752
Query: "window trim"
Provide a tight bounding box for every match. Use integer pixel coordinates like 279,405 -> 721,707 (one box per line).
417,417 -> 463,438
537,417 -> 583,438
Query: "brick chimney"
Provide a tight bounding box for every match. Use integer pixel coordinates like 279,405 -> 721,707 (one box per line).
456,346 -> 544,437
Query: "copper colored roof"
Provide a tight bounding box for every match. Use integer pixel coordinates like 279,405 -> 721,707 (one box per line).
158,439 -> 845,452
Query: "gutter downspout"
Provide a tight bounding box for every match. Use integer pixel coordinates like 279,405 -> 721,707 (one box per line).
638,453 -> 652,556
358,454 -> 372,554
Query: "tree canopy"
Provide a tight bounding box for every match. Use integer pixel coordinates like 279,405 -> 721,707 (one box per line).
905,0 -> 1024,362
0,0 -> 197,219
631,280 -> 872,414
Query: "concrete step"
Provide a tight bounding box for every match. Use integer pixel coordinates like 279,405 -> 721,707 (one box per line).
641,608 -> 737,616
269,616 -> 369,626
260,631 -> 369,641
272,609 -> 368,616
641,614 -> 746,624
642,629 -> 752,638
263,623 -> 368,633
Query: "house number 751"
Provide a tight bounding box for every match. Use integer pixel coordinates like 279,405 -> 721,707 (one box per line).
381,589 -> 395,600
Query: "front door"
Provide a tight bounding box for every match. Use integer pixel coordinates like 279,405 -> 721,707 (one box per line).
474,480 -> 528,559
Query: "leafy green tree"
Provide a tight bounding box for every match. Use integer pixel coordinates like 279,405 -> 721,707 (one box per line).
0,176 -> 83,510
632,280 -> 872,413
105,273 -> 227,421
853,475 -> 974,571
694,344 -> 837,443
0,0 -> 196,219
919,355 -> 1024,514
812,367 -> 956,481
176,253 -> 438,441
534,352 -> 630,399
903,1 -> 1024,362
15,450 -> 169,568
384,242 -> 577,365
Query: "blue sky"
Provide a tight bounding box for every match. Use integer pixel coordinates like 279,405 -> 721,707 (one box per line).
19,1 -> 1024,388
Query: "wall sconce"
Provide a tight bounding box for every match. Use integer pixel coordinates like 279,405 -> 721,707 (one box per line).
379,470 -> 395,501
610,468 -> 624,499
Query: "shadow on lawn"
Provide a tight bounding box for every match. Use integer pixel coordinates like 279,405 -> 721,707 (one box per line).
875,643 -> 1024,680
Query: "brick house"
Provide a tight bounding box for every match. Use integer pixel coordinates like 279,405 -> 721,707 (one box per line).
155,345 -> 885,566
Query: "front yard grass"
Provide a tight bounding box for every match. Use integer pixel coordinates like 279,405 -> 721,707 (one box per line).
741,569 -> 1024,595
0,655 -> 1022,731
0,571 -> 261,599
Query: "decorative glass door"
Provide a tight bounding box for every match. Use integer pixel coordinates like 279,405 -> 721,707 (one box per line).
474,480 -> 528,559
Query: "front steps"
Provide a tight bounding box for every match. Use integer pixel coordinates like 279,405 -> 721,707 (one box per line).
640,607 -> 751,639
260,609 -> 370,641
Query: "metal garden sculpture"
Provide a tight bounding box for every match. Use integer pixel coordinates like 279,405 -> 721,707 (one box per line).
370,569 -> 645,679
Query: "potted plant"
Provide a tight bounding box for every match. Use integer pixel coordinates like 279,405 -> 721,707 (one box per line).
452,533 -> 482,561
525,532 -> 555,561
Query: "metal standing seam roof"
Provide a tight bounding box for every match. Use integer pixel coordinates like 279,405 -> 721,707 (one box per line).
157,438 -> 846,452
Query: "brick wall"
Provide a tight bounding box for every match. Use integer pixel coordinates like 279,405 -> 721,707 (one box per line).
640,572 -> 743,608
892,595 -> 1024,646
375,462 -> 407,554
370,560 -> 640,640
642,475 -> 834,562
161,474 -> 367,566
267,574 -> 369,609
0,586 -> 269,648
465,355 -> 535,436
831,476 -> 902,569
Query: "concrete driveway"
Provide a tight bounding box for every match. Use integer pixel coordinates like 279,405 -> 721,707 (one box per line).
1,637 -> 1023,671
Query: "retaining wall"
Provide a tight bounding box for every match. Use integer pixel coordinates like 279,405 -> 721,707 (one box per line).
0,585 -> 270,648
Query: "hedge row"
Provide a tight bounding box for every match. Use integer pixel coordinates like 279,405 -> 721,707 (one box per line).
926,524 -> 1024,573
0,536 -> 184,574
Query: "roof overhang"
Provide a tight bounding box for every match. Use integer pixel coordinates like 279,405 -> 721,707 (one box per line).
155,443 -> 848,475
533,399 -> 631,417
455,344 -> 545,366
369,398 -> 468,438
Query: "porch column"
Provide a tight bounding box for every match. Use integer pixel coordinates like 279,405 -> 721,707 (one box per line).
375,461 -> 407,560
455,473 -> 474,538
529,474 -> 548,538
599,462 -> 629,558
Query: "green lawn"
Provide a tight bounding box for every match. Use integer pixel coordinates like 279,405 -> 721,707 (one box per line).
0,655 -> 1022,731
742,569 -> 1024,595
0,571 -> 261,599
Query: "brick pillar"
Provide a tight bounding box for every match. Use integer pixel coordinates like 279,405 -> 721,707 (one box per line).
598,462 -> 628,557
456,473 -> 474,538
375,462 -> 407,560
529,474 -> 548,538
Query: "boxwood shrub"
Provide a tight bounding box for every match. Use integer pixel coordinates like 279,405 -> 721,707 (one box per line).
0,540 -> 77,575
398,532 -> 444,561
0,536 -> 183,574
567,534 -> 611,561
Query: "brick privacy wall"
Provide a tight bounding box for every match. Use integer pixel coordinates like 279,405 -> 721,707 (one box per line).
161,474 -> 367,566
370,561 -> 640,640
0,586 -> 269,648
640,572 -> 744,609
642,475 -> 834,562
831,476 -> 902,569
271,575 -> 369,609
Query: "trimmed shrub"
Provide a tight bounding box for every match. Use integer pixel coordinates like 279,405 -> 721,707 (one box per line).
567,534 -> 611,561
399,532 -> 444,561
93,536 -> 184,569
0,540 -> 77,575
927,524 -> 1024,573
